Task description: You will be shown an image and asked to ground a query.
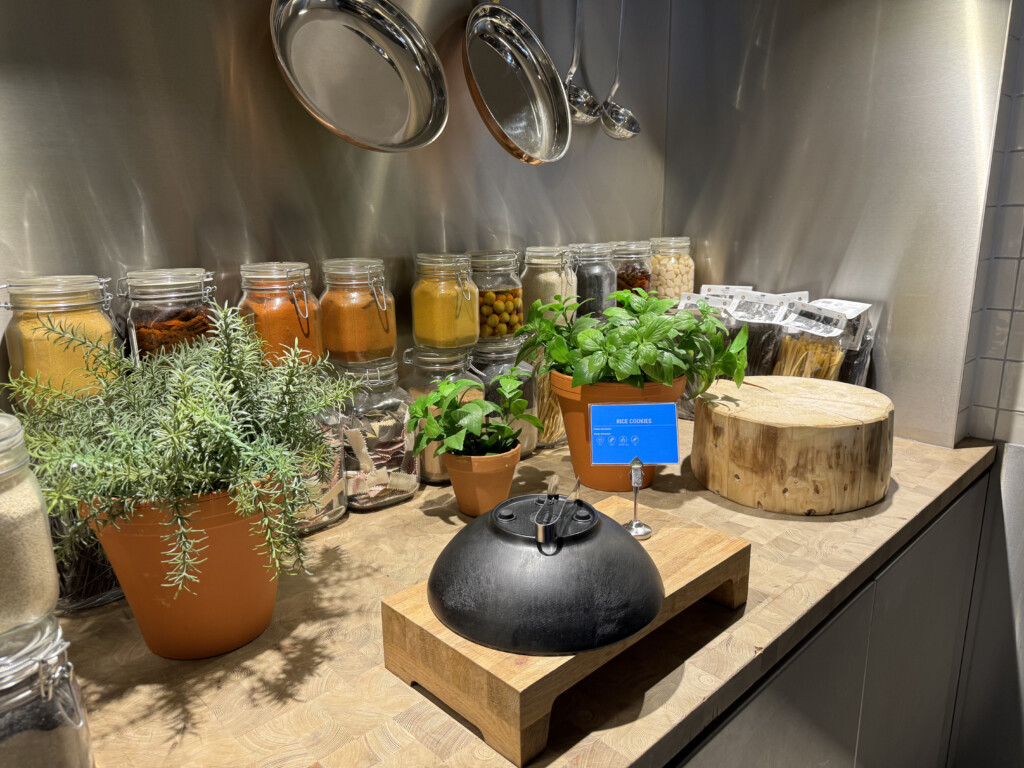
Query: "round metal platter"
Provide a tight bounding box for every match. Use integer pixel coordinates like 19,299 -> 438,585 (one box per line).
270,0 -> 449,152
463,4 -> 572,165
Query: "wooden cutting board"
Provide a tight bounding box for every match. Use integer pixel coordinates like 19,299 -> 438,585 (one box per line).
692,376 -> 894,515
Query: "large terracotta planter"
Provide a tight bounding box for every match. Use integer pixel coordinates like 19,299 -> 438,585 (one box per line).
550,370 -> 686,492
90,492 -> 278,659
442,444 -> 521,517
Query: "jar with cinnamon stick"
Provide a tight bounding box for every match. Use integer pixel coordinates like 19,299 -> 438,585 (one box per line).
321,259 -> 397,364
238,262 -> 322,364
120,268 -> 215,358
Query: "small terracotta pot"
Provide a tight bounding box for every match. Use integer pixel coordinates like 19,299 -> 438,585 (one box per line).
550,370 -> 686,492
89,492 -> 278,659
442,444 -> 522,517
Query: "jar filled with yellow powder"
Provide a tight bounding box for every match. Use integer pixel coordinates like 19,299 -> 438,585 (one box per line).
2,276 -> 117,395
411,254 -> 479,350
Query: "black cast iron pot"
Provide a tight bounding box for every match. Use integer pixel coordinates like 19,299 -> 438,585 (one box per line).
426,492 -> 665,655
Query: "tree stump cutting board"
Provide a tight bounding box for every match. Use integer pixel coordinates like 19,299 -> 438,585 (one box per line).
692,376 -> 894,515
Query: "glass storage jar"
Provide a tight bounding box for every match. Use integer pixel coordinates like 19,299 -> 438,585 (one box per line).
411,254 -> 479,350
402,347 -> 484,484
0,416 -> 59,638
573,244 -> 616,318
649,236 -> 694,300
0,614 -> 93,767
303,406 -> 348,536
2,276 -> 117,395
520,246 -> 576,317
469,250 -> 524,341
470,336 -> 538,458
239,262 -> 323,363
321,259 -> 397,364
119,268 -> 215,358
336,360 -> 418,511
613,242 -> 653,295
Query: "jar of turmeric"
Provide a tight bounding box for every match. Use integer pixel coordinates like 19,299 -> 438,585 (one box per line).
2,276 -> 117,395
320,259 -> 397,364
411,254 -> 479,349
239,262 -> 322,363
120,268 -> 215,358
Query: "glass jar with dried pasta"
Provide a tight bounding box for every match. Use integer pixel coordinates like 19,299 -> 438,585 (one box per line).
2,276 -> 117,395
412,254 -> 479,350
402,347 -> 484,484
320,259 -> 397,364
120,268 -> 215,358
649,236 -> 694,300
239,262 -> 322,363
469,250 -> 524,341
334,359 -> 418,511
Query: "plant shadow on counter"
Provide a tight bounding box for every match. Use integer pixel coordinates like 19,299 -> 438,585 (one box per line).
63,542 -> 380,737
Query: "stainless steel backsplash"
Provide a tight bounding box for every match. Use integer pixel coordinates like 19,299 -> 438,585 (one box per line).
0,0 -> 1011,445
664,0 -> 1010,446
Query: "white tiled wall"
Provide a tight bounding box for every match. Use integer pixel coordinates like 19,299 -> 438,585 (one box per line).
962,4 -> 1024,444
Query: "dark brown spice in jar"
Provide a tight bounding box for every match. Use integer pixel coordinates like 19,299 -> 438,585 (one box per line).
133,306 -> 213,356
616,263 -> 651,293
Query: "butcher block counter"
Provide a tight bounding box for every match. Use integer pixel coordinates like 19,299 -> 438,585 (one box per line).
60,425 -> 995,767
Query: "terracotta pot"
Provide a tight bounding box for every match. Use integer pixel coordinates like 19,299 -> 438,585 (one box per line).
89,492 -> 278,659
549,370 -> 686,492
442,444 -> 522,517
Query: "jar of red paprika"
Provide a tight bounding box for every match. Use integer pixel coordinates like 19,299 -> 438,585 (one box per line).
119,268 -> 215,359
320,259 -> 397,364
238,262 -> 322,364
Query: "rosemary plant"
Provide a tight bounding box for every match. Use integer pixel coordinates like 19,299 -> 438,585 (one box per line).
7,304 -> 357,594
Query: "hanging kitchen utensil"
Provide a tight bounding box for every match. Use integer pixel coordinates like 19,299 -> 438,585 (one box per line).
270,0 -> 449,152
463,4 -> 572,165
426,479 -> 664,655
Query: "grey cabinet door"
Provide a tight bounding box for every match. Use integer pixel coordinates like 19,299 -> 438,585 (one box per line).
681,583 -> 875,768
855,480 -> 987,768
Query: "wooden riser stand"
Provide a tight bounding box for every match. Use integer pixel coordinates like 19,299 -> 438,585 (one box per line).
381,497 -> 751,766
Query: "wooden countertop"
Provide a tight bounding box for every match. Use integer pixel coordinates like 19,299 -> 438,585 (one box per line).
61,426 -> 995,768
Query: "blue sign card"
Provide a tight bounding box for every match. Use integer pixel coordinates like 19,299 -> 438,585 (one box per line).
589,403 -> 681,466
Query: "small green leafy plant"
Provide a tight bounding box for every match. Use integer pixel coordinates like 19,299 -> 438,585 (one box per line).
407,372 -> 542,459
516,289 -> 748,394
7,304 -> 358,593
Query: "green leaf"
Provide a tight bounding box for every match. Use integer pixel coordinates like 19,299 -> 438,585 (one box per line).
577,329 -> 604,353
442,428 -> 467,453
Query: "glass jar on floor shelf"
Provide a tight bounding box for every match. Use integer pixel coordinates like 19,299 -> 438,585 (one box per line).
239,262 -> 322,363
521,246 -> 576,317
402,347 -> 485,484
120,268 -> 215,358
3,276 -> 117,395
573,243 -> 616,318
0,615 -> 93,767
412,253 -> 479,350
649,236 -> 694,300
612,242 -> 653,296
469,250 -> 523,342
470,336 -> 538,458
321,259 -> 396,364
334,359 -> 418,512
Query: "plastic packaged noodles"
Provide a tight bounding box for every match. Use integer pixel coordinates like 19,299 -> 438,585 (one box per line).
772,301 -> 847,380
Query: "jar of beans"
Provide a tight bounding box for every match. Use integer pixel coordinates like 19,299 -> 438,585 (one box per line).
469,250 -> 523,342
649,237 -> 694,300
612,242 -> 652,296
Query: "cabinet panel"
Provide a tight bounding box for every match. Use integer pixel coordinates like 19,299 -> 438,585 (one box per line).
855,479 -> 987,768
680,583 -> 875,768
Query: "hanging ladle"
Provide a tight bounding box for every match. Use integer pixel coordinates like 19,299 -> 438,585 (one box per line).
565,0 -> 601,125
600,0 -> 641,140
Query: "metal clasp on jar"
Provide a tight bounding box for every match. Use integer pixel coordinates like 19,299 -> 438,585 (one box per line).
286,266 -> 310,320
201,270 -> 217,304
370,273 -> 388,312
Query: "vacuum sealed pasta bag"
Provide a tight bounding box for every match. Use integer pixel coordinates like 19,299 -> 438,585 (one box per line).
772,301 -> 847,380
677,294 -> 735,420
724,291 -> 788,376
812,298 -> 874,387
699,284 -> 753,298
